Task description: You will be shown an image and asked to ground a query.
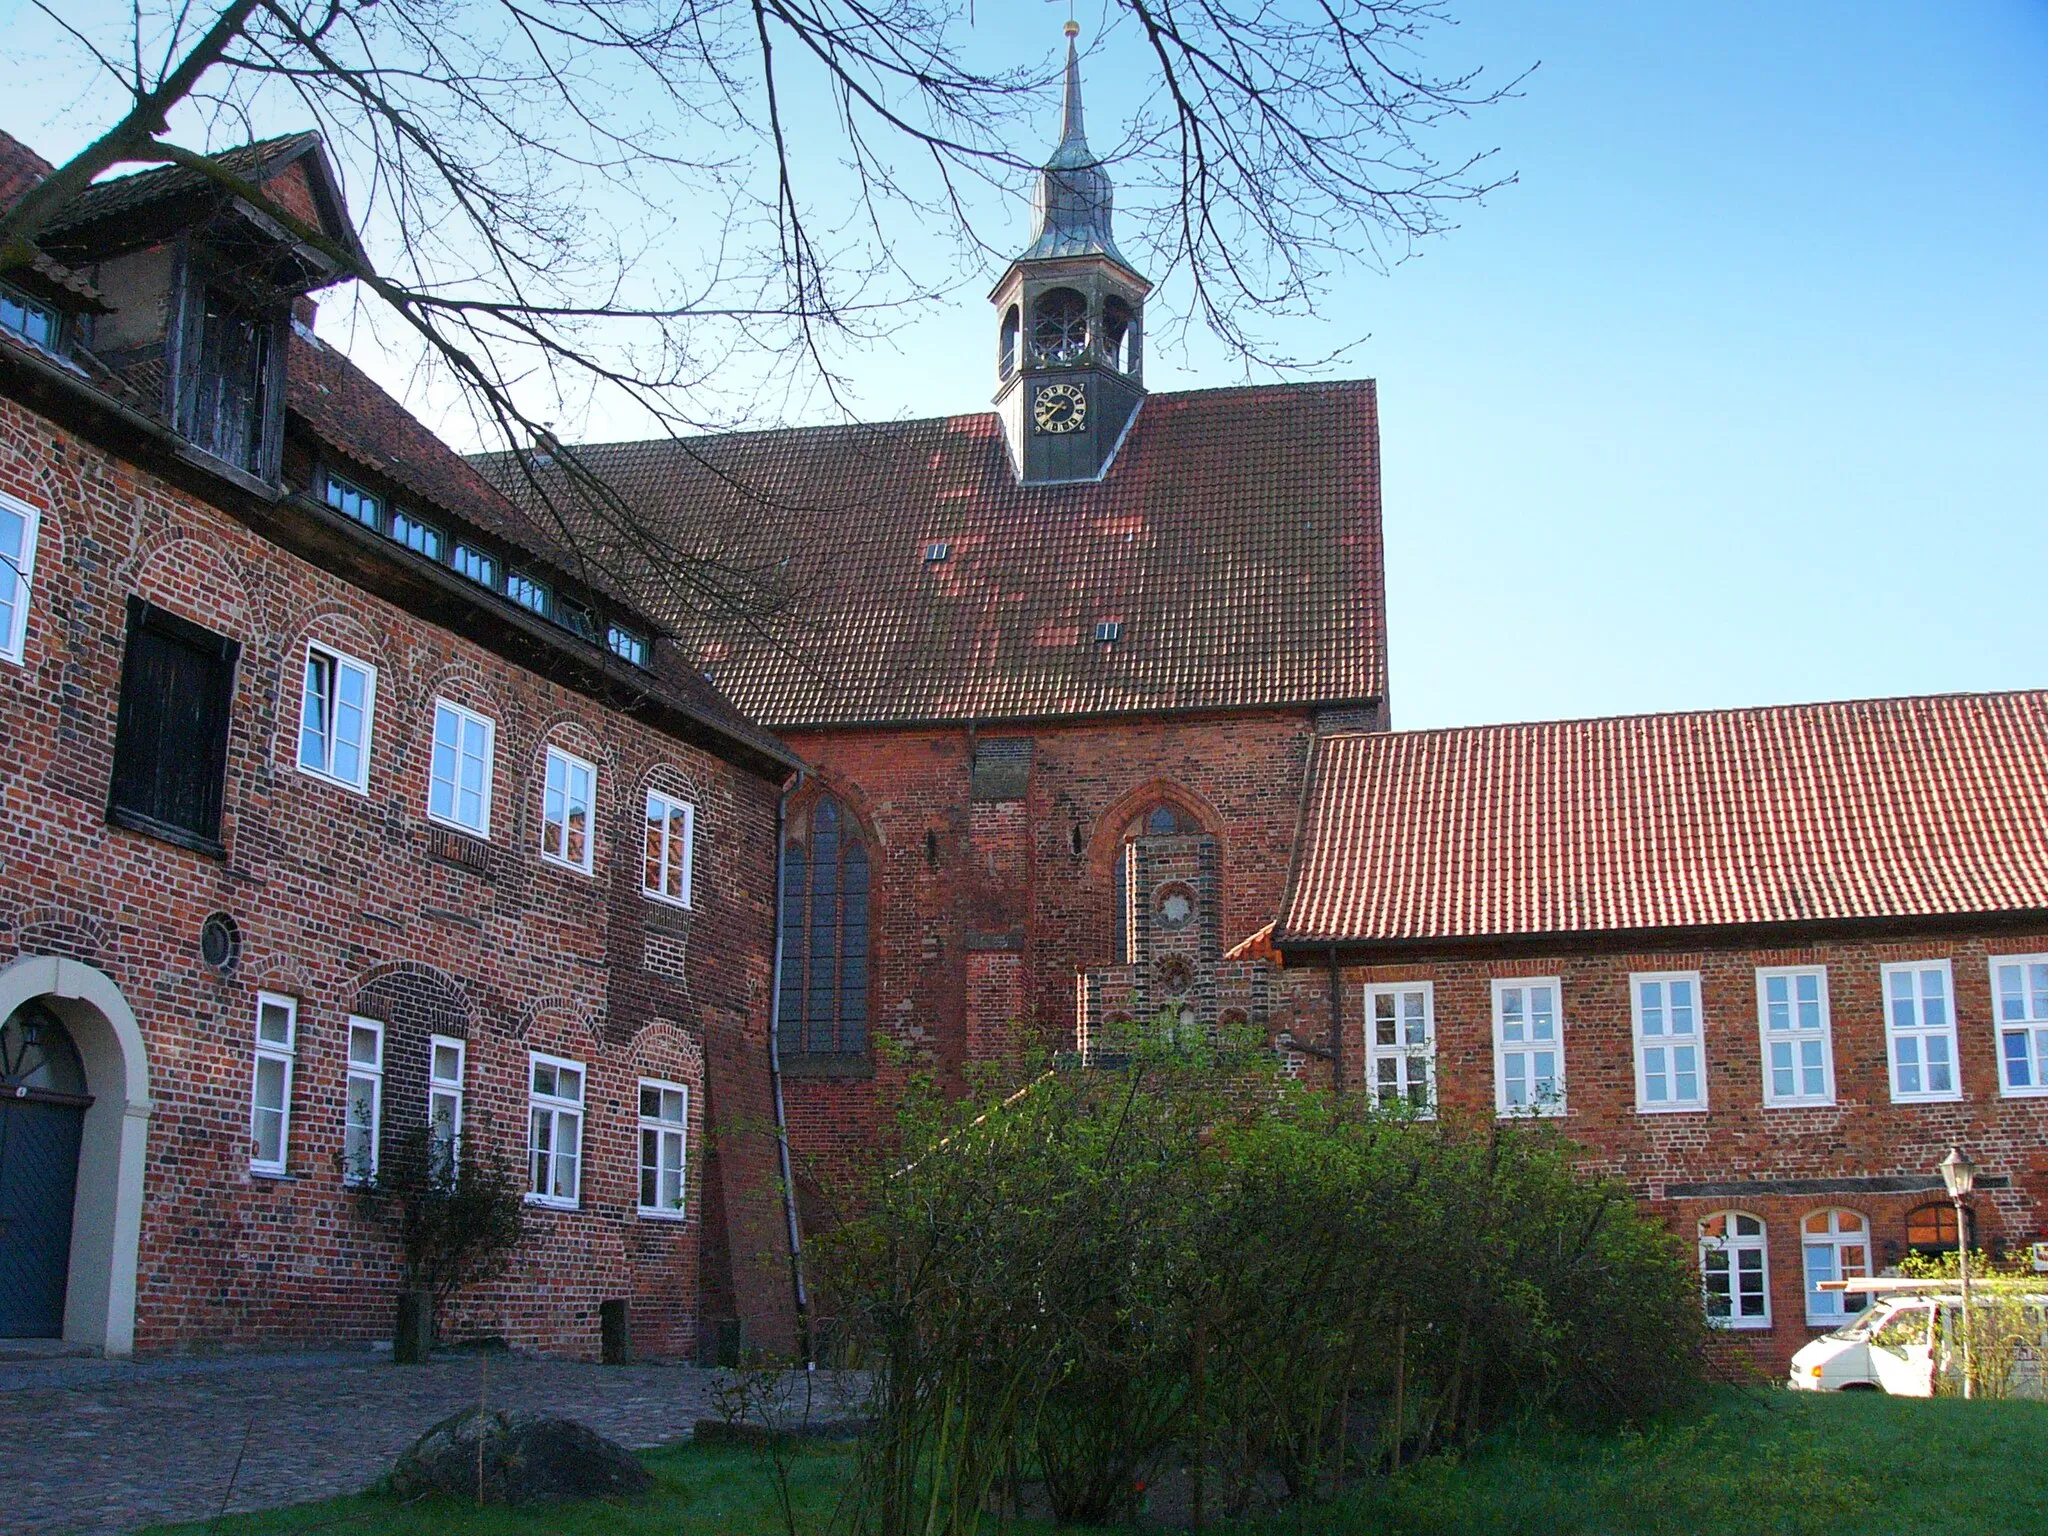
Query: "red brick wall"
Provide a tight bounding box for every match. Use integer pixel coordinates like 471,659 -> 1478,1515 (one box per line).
0,395 -> 790,1358
771,715 -> 1314,1198
1284,934 -> 2048,1370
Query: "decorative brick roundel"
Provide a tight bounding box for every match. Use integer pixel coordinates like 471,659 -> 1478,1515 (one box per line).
1155,882 -> 1196,929
1157,956 -> 1193,996
199,912 -> 241,972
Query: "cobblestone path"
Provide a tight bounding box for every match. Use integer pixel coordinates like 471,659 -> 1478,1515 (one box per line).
0,1350 -> 849,1536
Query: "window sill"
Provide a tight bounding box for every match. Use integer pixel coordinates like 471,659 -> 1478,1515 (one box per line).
250,1167 -> 296,1182
641,890 -> 694,912
1635,1104 -> 1710,1115
778,1052 -> 875,1080
297,763 -> 371,797
1889,1092 -> 1965,1106
107,803 -> 225,859
523,1193 -> 579,1211
1707,1319 -> 1774,1333
540,852 -> 596,879
427,811 -> 493,842
1763,1098 -> 1838,1111
1997,1084 -> 2048,1099
637,1208 -> 690,1223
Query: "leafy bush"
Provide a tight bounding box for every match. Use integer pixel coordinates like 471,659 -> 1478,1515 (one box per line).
812,1036 -> 1705,1535
351,1117 -> 527,1316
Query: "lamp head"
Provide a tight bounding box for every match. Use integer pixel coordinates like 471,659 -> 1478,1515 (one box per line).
1938,1145 -> 1977,1200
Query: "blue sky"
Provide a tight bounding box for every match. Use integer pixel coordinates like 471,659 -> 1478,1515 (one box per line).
8,2 -> 2045,730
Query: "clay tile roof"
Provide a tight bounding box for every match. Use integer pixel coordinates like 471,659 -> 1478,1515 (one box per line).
41,132 -> 321,231
0,129 -> 53,209
494,380 -> 1386,729
1277,690 -> 2048,946
283,335 -> 786,763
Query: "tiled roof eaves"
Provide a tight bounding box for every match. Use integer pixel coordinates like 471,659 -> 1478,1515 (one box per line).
763,693 -> 1378,734
0,329 -> 795,776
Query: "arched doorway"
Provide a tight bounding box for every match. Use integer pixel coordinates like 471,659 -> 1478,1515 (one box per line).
0,1002 -> 93,1336
0,957 -> 151,1355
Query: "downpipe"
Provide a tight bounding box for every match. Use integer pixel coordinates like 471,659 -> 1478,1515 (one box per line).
767,769 -> 814,1367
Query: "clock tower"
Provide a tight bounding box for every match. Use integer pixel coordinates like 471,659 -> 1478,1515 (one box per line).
993,23 -> 1151,485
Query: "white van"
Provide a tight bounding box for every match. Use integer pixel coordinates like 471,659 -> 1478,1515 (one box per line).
1789,1280 -> 2048,1397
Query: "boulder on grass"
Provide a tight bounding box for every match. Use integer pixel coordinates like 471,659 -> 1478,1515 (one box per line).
390,1407 -> 653,1506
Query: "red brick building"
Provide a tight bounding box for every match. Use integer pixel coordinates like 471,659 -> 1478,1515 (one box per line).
499,44 -> 1390,1204
0,131 -> 799,1357
1260,693 -> 2048,1367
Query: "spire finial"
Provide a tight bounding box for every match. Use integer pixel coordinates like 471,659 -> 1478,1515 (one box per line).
1059,25 -> 1085,147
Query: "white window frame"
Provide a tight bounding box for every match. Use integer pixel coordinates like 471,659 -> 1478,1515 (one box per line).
1881,959 -> 1962,1103
0,488 -> 42,666
637,1078 -> 690,1219
344,1016 -> 385,1185
428,698 -> 496,837
429,1034 -> 466,1179
1363,982 -> 1436,1117
643,790 -> 696,909
1802,1208 -> 1872,1325
250,993 -> 297,1175
297,641 -> 377,794
1492,977 -> 1566,1116
540,746 -> 597,874
527,1051 -> 585,1209
1756,965 -> 1836,1108
1631,970 -> 1708,1113
1990,953 -> 2048,1099
1699,1211 -> 1772,1330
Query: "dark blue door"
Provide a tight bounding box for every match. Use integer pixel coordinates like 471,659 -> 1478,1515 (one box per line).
0,1098 -> 86,1337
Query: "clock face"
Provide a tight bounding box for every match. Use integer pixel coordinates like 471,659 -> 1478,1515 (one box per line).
1033,381 -> 1088,435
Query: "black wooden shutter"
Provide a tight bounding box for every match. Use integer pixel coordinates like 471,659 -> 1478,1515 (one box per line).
108,598 -> 239,855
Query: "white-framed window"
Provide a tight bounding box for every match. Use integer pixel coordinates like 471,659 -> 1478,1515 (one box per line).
1757,966 -> 1834,1107
250,993 -> 297,1175
429,1034 -> 466,1179
507,570 -> 552,618
541,747 -> 596,872
638,1079 -> 690,1217
297,643 -> 376,793
344,1016 -> 384,1184
1364,982 -> 1435,1116
1882,959 -> 1961,1102
2,282 -> 61,349
643,791 -> 695,908
1493,978 -> 1565,1115
1699,1211 -> 1771,1330
1631,971 -> 1707,1112
453,543 -> 500,590
1991,954 -> 2048,1098
428,699 -> 495,836
527,1052 -> 585,1208
392,509 -> 445,561
1802,1208 -> 1871,1324
0,489 -> 42,666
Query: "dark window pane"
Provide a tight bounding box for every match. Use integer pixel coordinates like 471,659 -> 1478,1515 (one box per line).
108,599 -> 238,853
780,797 -> 869,1058
179,292 -> 271,472
840,841 -> 869,1048
777,844 -> 806,1040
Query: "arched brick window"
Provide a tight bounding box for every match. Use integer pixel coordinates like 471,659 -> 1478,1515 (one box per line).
1905,1201 -> 1974,1258
778,796 -> 870,1057
1111,800 -> 1200,963
1698,1211 -> 1771,1329
1801,1208 -> 1870,1324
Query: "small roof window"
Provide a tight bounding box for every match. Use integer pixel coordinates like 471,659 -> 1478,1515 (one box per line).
925,540 -> 951,563
1095,620 -> 1122,644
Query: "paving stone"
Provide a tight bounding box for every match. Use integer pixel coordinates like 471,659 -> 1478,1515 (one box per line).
0,1351 -> 858,1536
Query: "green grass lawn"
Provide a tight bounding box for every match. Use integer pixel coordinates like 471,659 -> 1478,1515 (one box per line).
145,1389 -> 2048,1536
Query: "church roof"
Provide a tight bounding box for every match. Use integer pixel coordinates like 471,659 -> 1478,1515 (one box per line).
482,379 -> 1386,729
1275,690 -> 2048,951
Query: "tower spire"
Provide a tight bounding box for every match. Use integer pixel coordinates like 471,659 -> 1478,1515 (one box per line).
1020,24 -> 1126,267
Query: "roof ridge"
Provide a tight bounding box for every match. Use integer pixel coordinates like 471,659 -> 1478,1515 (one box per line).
486,377 -> 1380,461
1321,688 -> 2048,746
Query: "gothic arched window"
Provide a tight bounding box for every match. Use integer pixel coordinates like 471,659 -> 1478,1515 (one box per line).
1111,800 -> 1201,964
778,796 -> 871,1057
1102,296 -> 1136,374
1032,288 -> 1088,365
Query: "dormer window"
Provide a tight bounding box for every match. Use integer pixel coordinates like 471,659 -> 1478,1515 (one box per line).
391,509 -> 444,560
0,283 -> 60,351
506,570 -> 552,618
607,625 -> 648,668
174,285 -> 282,477
324,473 -> 383,531
453,543 -> 500,590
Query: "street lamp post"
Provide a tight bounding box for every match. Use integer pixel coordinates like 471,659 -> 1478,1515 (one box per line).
1938,1146 -> 1977,1400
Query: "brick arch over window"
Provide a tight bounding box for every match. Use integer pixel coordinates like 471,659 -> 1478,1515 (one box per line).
350,964 -> 474,1147
1092,785 -> 1215,965
777,794 -> 872,1059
